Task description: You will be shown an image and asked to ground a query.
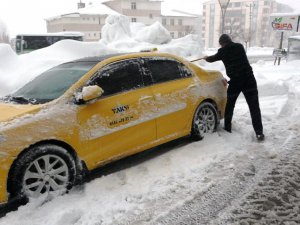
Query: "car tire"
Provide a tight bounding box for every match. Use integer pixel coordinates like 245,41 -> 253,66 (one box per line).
8,144 -> 76,201
191,102 -> 218,141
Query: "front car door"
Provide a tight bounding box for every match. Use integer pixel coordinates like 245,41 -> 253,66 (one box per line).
77,59 -> 156,168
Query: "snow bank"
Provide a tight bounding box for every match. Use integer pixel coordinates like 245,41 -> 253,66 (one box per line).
101,15 -> 132,44
0,40 -> 113,96
134,21 -> 171,44
0,14 -> 203,96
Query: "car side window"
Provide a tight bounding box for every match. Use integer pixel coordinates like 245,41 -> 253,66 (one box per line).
146,58 -> 192,84
88,60 -> 143,97
179,64 -> 193,78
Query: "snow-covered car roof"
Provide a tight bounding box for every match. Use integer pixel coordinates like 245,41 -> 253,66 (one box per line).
70,53 -> 126,63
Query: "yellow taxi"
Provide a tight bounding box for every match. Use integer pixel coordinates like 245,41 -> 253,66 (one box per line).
0,52 -> 226,204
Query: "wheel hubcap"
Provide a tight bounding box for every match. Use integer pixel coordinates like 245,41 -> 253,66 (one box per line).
23,154 -> 69,198
194,106 -> 216,136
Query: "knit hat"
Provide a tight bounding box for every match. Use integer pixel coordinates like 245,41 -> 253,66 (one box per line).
219,34 -> 232,46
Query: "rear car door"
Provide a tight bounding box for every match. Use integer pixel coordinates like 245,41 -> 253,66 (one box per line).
77,59 -> 156,167
144,57 -> 197,139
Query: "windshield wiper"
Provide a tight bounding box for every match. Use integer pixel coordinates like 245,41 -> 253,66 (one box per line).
1,96 -> 37,104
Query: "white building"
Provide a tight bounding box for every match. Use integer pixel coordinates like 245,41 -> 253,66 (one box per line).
202,0 -> 278,48
46,3 -> 119,41
46,0 -> 200,41
161,10 -> 200,38
103,0 -> 162,24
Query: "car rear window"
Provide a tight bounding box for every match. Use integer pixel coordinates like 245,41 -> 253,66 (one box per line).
145,58 -> 193,84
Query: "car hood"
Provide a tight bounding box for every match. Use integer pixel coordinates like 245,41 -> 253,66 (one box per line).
0,102 -> 40,123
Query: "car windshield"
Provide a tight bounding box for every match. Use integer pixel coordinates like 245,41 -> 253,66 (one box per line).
11,61 -> 98,104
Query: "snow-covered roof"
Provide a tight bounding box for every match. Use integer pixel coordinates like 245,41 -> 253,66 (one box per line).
16,32 -> 85,37
161,9 -> 200,18
78,3 -> 120,15
289,35 -> 300,40
46,3 -> 119,21
102,0 -> 163,2
270,12 -> 300,17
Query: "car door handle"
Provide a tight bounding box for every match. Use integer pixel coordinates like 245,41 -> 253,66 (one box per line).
188,84 -> 198,90
139,95 -> 153,102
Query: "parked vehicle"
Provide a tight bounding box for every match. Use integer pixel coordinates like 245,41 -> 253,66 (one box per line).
0,52 -> 227,205
15,32 -> 84,54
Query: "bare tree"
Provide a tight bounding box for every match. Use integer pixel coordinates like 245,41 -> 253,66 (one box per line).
218,0 -> 231,34
0,19 -> 10,44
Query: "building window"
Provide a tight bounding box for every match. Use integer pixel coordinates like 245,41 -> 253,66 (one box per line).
131,2 -> 136,10
94,33 -> 97,37
178,32 -> 183,37
131,18 -> 137,22
149,14 -> 153,19
170,32 -> 175,38
178,19 -> 183,26
162,18 -> 167,25
170,19 -> 175,26
234,2 -> 241,7
264,1 -> 269,6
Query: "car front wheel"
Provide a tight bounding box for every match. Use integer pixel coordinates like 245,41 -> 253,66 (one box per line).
191,102 -> 218,141
8,144 -> 76,201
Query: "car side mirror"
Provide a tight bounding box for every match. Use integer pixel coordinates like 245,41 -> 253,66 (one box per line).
76,85 -> 104,103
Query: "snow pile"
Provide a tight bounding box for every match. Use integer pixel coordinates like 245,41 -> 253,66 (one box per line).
0,41 -> 112,96
134,21 -> 171,44
101,15 -> 132,44
0,14 -> 203,96
160,34 -> 202,59
101,15 -> 173,52
102,15 -> 171,45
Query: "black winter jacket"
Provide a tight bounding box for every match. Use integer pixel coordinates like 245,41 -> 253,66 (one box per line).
206,42 -> 253,80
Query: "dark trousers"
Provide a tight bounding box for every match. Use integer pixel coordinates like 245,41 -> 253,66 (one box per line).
224,75 -> 263,135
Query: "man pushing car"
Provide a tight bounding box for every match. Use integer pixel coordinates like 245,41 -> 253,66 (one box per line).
204,34 -> 264,141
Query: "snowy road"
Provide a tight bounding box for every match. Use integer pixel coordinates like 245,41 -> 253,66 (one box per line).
107,121 -> 300,225
145,136 -> 300,225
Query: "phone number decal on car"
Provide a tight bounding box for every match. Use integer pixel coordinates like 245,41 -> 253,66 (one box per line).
109,115 -> 134,126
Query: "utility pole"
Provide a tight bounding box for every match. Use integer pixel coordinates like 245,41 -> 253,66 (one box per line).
246,3 -> 255,49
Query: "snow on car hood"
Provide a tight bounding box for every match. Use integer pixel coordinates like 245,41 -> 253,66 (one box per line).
0,103 -> 40,123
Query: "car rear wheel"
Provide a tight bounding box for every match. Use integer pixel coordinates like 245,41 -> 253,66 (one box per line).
8,144 -> 76,201
191,102 -> 218,141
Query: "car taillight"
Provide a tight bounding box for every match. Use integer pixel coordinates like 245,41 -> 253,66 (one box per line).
221,78 -> 228,87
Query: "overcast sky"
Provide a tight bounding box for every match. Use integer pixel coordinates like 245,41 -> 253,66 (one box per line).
0,0 -> 300,37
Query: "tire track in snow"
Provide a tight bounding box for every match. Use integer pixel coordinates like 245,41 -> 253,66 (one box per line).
213,139 -> 300,224
150,136 -> 300,225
